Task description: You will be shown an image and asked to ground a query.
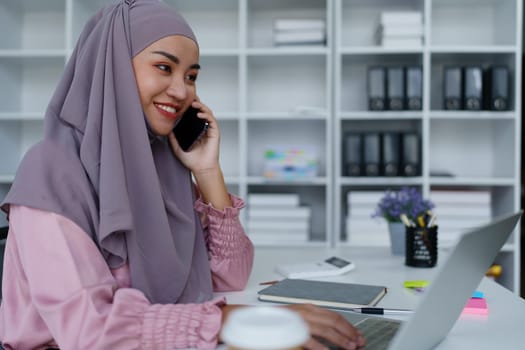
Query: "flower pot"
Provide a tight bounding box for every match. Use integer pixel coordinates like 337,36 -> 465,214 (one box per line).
388,222 -> 405,256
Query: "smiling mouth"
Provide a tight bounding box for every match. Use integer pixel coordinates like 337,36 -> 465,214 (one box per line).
155,103 -> 178,119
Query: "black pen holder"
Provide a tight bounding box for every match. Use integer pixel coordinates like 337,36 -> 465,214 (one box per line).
405,226 -> 438,268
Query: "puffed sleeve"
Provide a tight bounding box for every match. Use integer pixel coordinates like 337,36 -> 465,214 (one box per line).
194,194 -> 254,291
0,205 -> 224,350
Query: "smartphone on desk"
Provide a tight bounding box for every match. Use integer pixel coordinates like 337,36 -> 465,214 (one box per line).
173,106 -> 209,152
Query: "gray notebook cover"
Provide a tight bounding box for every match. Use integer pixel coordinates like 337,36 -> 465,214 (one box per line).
258,278 -> 387,309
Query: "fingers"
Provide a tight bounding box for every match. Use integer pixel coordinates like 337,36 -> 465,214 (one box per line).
190,100 -> 219,136
191,100 -> 212,118
287,304 -> 366,350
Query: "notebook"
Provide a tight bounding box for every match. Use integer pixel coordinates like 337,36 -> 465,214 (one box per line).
258,279 -> 387,310
317,211 -> 521,350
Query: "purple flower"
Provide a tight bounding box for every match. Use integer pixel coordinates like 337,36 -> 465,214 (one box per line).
372,187 -> 435,223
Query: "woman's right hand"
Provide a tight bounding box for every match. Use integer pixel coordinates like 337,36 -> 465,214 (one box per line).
285,303 -> 366,350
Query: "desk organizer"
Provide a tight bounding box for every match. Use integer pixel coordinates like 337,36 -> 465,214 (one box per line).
405,226 -> 438,267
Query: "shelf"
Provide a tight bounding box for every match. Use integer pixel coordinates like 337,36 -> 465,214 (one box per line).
339,177 -> 424,186
246,111 -> 328,120
246,47 -> 329,56
196,55 -> 239,114
430,0 -> 517,47
333,0 -> 521,293
0,175 -> 15,184
200,49 -> 240,57
429,177 -> 516,187
0,56 -> 64,114
247,177 -> 328,186
0,0 -> 520,293
0,0 -> 66,51
0,113 -> 44,121
167,0 -> 239,50
430,46 -> 518,54
429,111 -> 515,120
0,49 -> 67,58
340,111 -> 422,120
247,54 -> 329,113
339,47 -> 423,55
246,0 -> 329,49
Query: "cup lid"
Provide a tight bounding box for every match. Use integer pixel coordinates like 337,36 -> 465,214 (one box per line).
221,306 -> 309,350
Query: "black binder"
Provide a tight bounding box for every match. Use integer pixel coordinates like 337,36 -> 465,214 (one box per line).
484,65 -> 509,111
401,133 -> 420,176
381,132 -> 401,176
443,66 -> 462,110
363,133 -> 381,176
343,133 -> 362,176
405,66 -> 422,110
368,67 -> 386,111
387,67 -> 404,110
463,66 -> 483,110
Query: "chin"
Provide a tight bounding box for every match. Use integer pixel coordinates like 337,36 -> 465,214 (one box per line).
147,120 -> 175,137
151,128 -> 172,137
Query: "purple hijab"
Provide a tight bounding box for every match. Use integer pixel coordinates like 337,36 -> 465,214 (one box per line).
1,0 -> 213,304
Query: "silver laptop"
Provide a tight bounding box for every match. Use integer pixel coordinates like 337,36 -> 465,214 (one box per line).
335,211 -> 522,350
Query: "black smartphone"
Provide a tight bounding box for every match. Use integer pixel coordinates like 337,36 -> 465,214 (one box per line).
173,106 -> 209,152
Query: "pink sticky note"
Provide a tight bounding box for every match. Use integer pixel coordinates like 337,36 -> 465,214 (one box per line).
462,297 -> 488,315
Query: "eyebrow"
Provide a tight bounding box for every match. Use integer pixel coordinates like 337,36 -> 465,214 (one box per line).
151,50 -> 201,70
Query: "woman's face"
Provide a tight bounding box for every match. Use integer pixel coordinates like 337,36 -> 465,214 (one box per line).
132,35 -> 200,136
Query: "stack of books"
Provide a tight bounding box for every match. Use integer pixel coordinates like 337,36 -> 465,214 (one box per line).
345,191 -> 389,246
247,193 -> 311,244
376,11 -> 423,48
430,190 -> 492,244
273,18 -> 326,47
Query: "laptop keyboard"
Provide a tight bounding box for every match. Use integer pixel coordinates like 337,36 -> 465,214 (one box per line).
356,317 -> 400,349
317,317 -> 400,350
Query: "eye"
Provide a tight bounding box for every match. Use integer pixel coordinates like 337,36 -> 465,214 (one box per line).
186,73 -> 198,83
155,64 -> 172,73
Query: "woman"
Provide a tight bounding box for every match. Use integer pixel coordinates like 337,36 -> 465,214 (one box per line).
0,1 -> 365,349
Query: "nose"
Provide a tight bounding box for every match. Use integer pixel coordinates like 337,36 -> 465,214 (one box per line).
166,75 -> 187,100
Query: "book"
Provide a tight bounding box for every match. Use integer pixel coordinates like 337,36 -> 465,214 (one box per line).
273,29 -> 326,46
378,24 -> 424,37
380,37 -> 423,47
248,193 -> 301,207
247,219 -> 310,232
258,278 -> 387,310
273,19 -> 326,32
347,206 -> 377,217
347,190 -> 384,205
380,11 -> 423,26
248,207 -> 311,220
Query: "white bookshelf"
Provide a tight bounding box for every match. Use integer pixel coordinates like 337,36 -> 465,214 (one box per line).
333,0 -> 522,293
0,0 -> 521,292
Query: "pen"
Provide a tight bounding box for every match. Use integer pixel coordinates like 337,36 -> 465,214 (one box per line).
349,307 -> 414,315
417,215 -> 426,227
399,214 -> 414,227
428,214 -> 437,227
259,280 -> 280,285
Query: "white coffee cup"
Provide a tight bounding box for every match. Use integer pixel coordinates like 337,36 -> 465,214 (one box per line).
221,306 -> 309,350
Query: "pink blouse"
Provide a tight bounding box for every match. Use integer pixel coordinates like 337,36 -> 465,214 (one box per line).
0,195 -> 254,350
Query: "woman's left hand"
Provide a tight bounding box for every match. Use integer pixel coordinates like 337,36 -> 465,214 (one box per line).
168,100 -> 220,174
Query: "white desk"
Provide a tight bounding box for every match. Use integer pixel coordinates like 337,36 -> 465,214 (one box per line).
215,246 -> 525,349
